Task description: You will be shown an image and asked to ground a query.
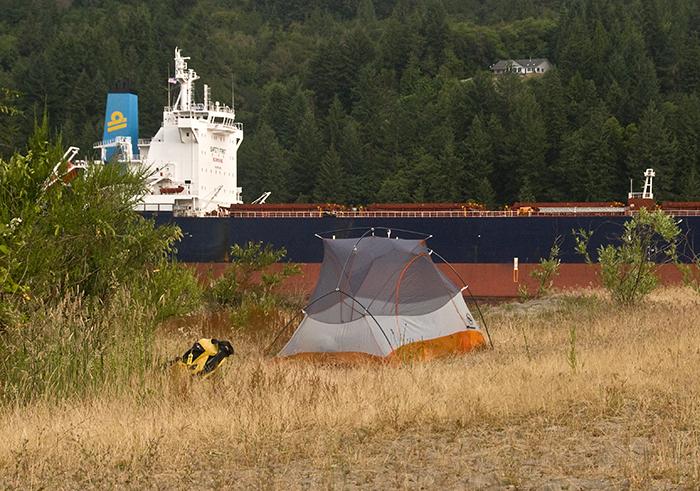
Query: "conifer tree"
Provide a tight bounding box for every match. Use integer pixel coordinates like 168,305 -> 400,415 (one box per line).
418,0 -> 449,73
606,18 -> 659,123
289,109 -> 324,201
626,102 -> 679,199
534,69 -> 567,166
558,106 -> 621,201
258,81 -> 295,148
507,88 -> 548,201
314,145 -> 348,203
679,34 -> 700,93
239,123 -> 289,202
339,119 -> 370,203
664,95 -> 700,199
356,0 -> 377,24
325,96 -> 346,148
459,114 -> 494,203
376,167 -> 411,203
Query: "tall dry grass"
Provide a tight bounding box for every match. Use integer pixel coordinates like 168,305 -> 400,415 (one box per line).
0,290 -> 157,403
1,288 -> 699,489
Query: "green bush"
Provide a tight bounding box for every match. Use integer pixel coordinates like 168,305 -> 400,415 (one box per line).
530,238 -> 561,297
575,208 -> 681,304
135,261 -> 204,322
209,241 -> 300,308
208,242 -> 302,338
0,122 -> 193,402
0,118 -> 181,302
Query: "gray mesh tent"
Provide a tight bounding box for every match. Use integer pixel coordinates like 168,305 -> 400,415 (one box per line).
278,232 -> 487,361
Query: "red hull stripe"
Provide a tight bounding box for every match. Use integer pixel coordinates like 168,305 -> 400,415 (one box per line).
190,263 -> 692,298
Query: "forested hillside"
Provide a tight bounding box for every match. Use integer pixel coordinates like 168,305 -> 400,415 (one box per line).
1,0 -> 699,205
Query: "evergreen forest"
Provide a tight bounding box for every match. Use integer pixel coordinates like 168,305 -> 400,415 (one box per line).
1,0 -> 700,205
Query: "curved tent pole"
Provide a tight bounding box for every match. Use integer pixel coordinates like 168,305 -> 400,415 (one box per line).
334,228 -> 376,291
335,288 -> 394,352
333,227 -> 432,292
394,252 -> 429,318
264,288 -> 394,356
264,311 -> 305,356
264,289 -> 340,355
429,249 -> 494,349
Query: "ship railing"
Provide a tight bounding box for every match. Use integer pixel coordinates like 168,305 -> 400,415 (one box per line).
224,209 -> 700,218
93,138 -> 117,148
138,138 -> 152,146
93,136 -> 134,148
210,121 -> 243,131
99,136 -> 133,147
163,104 -> 236,114
659,209 -> 700,217
225,210 -> 520,218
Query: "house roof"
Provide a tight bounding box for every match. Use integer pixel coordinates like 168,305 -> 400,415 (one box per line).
491,58 -> 550,70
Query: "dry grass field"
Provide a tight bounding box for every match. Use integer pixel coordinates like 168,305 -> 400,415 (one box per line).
1,287 -> 699,489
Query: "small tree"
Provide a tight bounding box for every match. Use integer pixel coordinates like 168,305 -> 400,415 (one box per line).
209,242 -> 301,338
574,208 -> 680,304
530,238 -> 562,297
210,241 -> 300,308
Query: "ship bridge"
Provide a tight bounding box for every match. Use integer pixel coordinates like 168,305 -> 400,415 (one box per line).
95,47 -> 244,215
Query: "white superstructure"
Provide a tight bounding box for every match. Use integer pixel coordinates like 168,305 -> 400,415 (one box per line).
95,48 -> 244,215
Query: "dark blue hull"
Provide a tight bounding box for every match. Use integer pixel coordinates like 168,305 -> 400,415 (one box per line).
148,213 -> 700,264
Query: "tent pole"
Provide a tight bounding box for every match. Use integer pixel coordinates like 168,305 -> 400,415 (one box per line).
430,249 -> 494,349
265,288 -> 394,355
335,228 -> 375,290
335,288 -> 394,352
264,289 -> 343,355
264,309 -> 305,356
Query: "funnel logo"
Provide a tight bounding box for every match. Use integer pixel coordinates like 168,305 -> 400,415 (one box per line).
107,111 -> 127,133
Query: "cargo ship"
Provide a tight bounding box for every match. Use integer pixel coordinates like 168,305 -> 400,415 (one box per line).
92,49 -> 700,297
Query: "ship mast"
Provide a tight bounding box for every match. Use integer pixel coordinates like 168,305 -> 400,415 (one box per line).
173,47 -> 200,111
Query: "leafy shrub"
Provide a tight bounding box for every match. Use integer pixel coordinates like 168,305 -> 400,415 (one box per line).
0,118 -> 181,302
209,241 -> 300,308
208,242 -> 301,338
574,208 -> 680,304
573,228 -> 594,264
676,255 -> 700,294
135,261 -> 203,322
0,122 -> 189,401
530,238 -> 561,297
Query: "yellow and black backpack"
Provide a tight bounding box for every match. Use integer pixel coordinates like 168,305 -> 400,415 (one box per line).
178,338 -> 234,378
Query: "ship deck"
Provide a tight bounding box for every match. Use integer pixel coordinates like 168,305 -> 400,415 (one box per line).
224,209 -> 700,218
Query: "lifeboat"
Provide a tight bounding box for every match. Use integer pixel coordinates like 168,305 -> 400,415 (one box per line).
160,185 -> 185,194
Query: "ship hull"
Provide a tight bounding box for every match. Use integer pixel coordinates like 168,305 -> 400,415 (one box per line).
148,213 -> 700,296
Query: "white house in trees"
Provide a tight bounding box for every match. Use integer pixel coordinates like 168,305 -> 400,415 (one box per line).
490,58 -> 552,76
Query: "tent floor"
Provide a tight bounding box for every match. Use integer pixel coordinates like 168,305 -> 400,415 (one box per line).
279,329 -> 487,364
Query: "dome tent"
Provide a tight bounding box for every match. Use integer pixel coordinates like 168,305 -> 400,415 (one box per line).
278,230 -> 487,361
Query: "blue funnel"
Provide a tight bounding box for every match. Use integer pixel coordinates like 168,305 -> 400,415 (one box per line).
102,90 -> 139,162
